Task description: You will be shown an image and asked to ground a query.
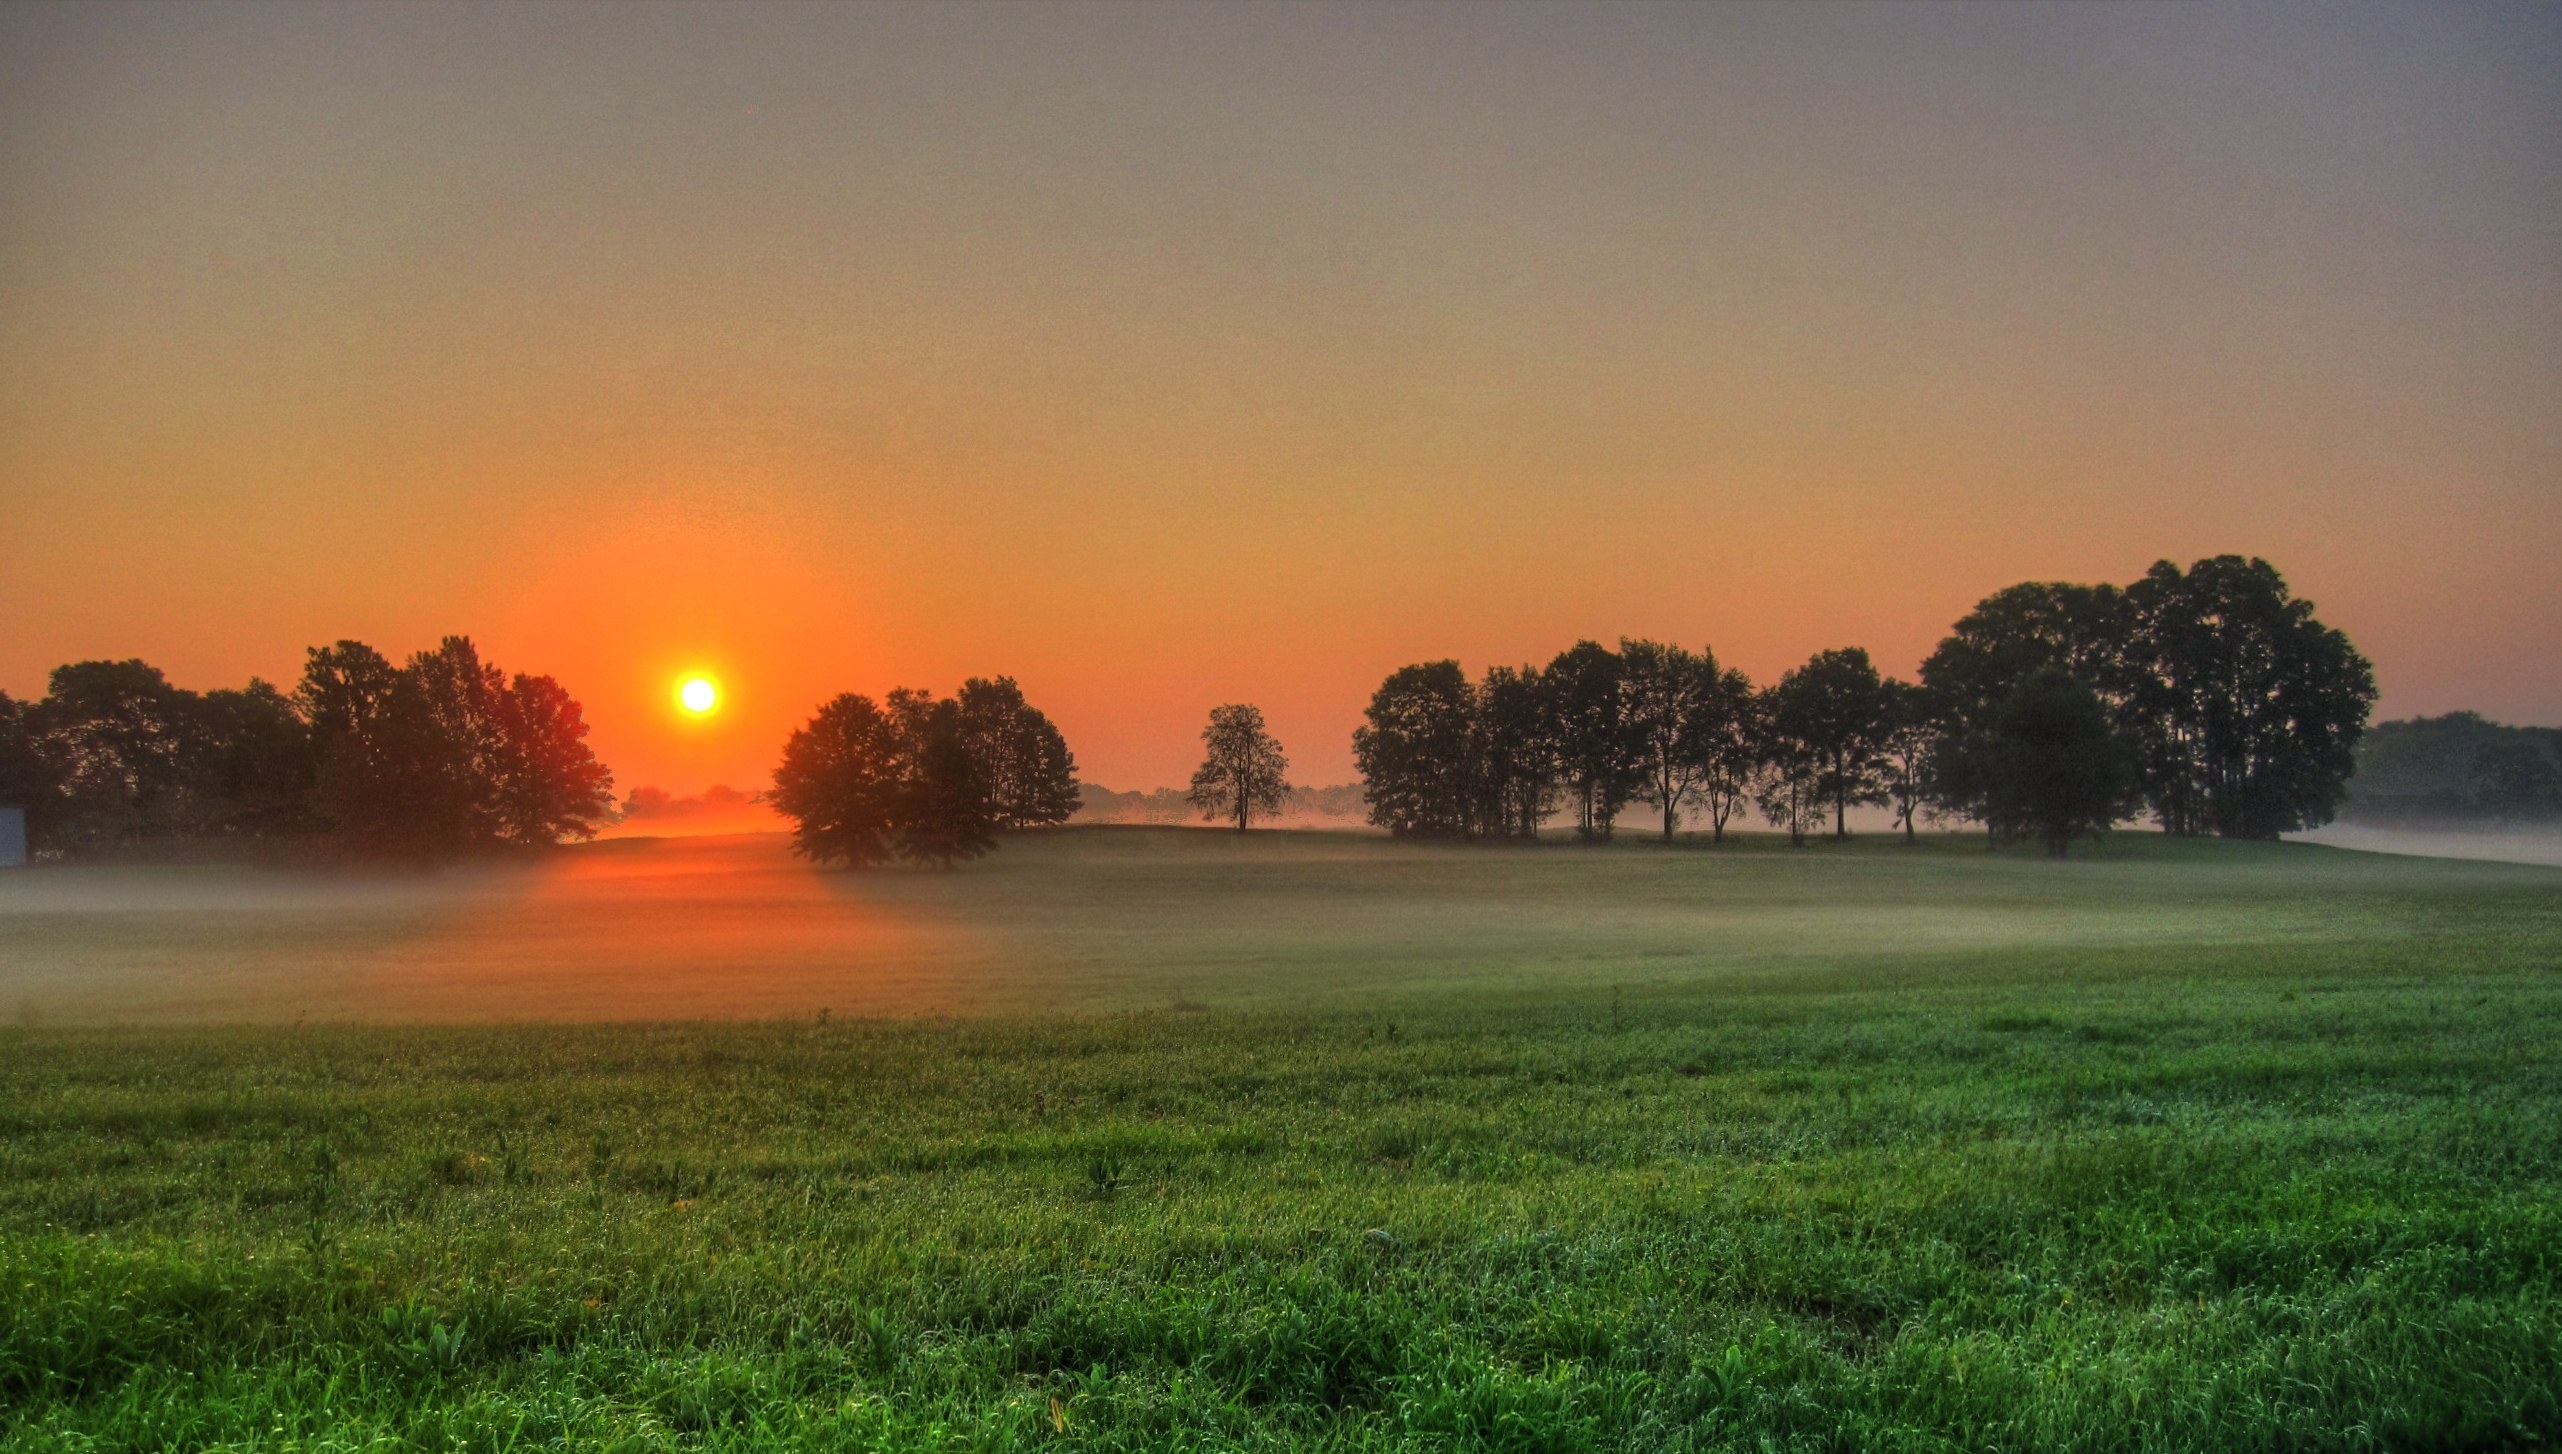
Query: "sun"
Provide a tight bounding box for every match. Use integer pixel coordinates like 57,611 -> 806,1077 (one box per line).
677,675 -> 720,716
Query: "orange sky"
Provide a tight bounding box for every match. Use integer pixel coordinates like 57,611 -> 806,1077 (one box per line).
4,3 -> 2557,793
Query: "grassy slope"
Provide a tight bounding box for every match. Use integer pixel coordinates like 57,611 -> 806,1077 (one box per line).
2,830 -> 2558,1450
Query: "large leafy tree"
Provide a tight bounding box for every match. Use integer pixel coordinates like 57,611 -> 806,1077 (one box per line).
2120,556 -> 2375,839
955,676 -> 1081,829
1353,664 -> 1480,840
895,700 -> 998,867
1544,641 -> 1639,842
1620,639 -> 1712,840
1918,582 -> 2127,831
188,680 -> 316,837
771,693 -> 911,866
1773,648 -> 1892,840
0,690 -> 63,850
385,636 -> 512,853
490,673 -> 616,845
25,659 -> 198,853
1189,703 -> 1292,832
1690,660 -> 1760,844
1982,668 -> 2138,856
1752,683 -> 1825,846
1476,663 -> 1556,840
1877,678 -> 1935,844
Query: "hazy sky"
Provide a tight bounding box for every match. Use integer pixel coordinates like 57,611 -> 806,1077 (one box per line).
4,1 -> 2556,792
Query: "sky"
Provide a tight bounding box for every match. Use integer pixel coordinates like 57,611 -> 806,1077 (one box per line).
3,1 -> 2556,794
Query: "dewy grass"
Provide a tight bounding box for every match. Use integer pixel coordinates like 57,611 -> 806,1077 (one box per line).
1,830 -> 2558,1448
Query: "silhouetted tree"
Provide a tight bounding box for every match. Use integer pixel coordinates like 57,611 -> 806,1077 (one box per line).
1545,641 -> 1639,842
2121,556 -> 2375,839
342,637 -> 508,856
26,660 -> 196,853
771,693 -> 911,866
1622,639 -> 1713,839
0,690 -> 62,851
2340,712 -> 2562,823
1354,664 -> 1479,839
1476,663 -> 1556,839
1691,661 -> 1760,843
1752,683 -> 1824,846
955,676 -> 1081,828
298,640 -> 398,833
1190,704 -> 1292,832
1777,647 -> 1892,840
1982,668 -> 2137,856
490,673 -> 616,844
1878,678 -> 1934,844
1919,581 -> 2127,832
2470,739 -> 2562,821
188,680 -> 315,837
895,700 -> 998,867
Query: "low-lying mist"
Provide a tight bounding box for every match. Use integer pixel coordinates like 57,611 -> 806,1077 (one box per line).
4,827 -> 2552,1028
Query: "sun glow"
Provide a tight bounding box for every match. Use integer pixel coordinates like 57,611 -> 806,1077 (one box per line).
677,675 -> 720,716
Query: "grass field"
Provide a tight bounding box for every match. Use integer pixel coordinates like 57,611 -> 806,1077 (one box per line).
3,828 -> 2559,1449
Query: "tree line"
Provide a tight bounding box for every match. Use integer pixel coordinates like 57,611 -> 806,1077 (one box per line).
0,638 -> 614,859
2340,712 -> 2562,825
770,677 -> 1078,867
1347,555 -> 2375,855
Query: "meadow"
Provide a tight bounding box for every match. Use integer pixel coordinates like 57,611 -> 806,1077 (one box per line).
2,829 -> 2558,1450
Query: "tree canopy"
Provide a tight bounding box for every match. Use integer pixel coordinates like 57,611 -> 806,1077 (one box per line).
1,640 -> 610,860
1981,668 -> 2138,856
1189,704 -> 1292,832
771,678 -> 1067,867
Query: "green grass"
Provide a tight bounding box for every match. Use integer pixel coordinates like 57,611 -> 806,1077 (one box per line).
2,829 -> 2559,1449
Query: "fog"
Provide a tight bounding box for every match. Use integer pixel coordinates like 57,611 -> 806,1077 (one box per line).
6,826 -> 2549,1027
2287,823 -> 2562,869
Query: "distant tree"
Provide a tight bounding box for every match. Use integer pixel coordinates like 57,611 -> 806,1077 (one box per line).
2471,739 -> 2562,822
0,690 -> 62,850
1621,639 -> 1713,839
1354,664 -> 1480,839
955,676 -> 1081,828
296,641 -> 401,748
1919,581 -> 2127,832
2340,712 -> 2562,824
1476,663 -> 1556,839
26,659 -> 197,853
188,680 -> 316,837
1691,660 -> 1760,844
895,700 -> 998,867
771,693 -> 911,866
884,687 -> 941,756
1775,647 -> 1892,840
1189,704 -> 1292,832
1877,678 -> 1935,844
297,641 -> 399,827
2121,557 -> 2375,839
490,673 -> 616,844
1752,683 -> 1825,846
1545,641 -> 1639,842
1981,668 -> 2137,856
373,636 -> 510,855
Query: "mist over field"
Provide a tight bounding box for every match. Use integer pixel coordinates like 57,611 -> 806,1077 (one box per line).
2,827 -> 2552,1027
2290,822 -> 2562,869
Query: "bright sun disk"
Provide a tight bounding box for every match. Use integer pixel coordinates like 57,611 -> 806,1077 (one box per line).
678,676 -> 719,715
